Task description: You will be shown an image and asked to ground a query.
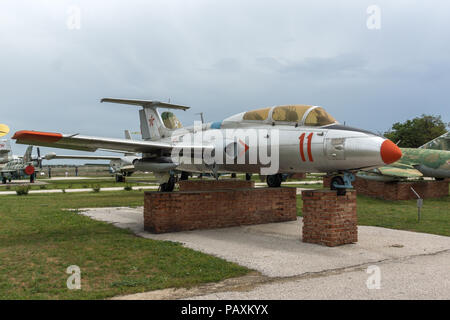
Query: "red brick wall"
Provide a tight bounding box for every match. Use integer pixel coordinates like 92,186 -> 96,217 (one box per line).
178,179 -> 254,191
144,187 -> 297,233
324,176 -> 449,200
302,189 -> 357,247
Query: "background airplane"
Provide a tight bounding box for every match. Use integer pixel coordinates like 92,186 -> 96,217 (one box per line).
13,98 -> 402,194
0,139 -> 12,164
1,146 -> 43,183
358,132 -> 450,182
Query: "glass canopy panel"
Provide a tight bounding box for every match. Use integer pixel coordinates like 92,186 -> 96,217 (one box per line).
304,107 -> 337,126
243,107 -> 271,121
272,105 -> 311,122
161,111 -> 182,129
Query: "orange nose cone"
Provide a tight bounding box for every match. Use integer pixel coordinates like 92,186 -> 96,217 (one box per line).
380,140 -> 402,164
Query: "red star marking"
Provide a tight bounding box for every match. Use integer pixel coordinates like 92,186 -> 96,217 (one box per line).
149,115 -> 155,127
238,139 -> 249,157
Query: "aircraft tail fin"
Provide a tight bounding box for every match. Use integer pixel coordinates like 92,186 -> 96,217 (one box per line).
23,146 -> 33,163
123,130 -> 137,156
0,140 -> 11,163
101,98 -> 189,141
0,139 -> 11,154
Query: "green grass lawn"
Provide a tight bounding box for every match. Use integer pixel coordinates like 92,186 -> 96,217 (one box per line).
285,183 -> 323,189
0,191 -> 248,299
1,182 -> 448,300
296,192 -> 450,237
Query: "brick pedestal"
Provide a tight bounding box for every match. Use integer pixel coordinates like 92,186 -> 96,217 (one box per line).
323,176 -> 449,200
144,187 -> 297,233
178,179 -> 254,191
302,189 -> 357,247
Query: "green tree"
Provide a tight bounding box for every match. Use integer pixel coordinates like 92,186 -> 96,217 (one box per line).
384,114 -> 448,148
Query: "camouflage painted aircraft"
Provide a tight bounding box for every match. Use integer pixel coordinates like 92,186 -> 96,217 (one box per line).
44,130 -> 139,182
13,98 -> 402,194
358,132 -> 450,181
0,146 -> 43,183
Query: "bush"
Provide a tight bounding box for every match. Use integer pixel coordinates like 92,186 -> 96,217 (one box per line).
124,184 -> 133,191
92,184 -> 101,192
16,185 -> 30,196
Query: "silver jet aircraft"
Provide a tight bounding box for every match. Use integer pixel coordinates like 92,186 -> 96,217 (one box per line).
13,98 -> 402,194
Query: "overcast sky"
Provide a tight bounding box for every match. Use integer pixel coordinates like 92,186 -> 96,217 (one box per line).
1,0 -> 449,162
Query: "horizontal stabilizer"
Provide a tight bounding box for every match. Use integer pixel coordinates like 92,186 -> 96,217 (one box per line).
101,98 -> 190,111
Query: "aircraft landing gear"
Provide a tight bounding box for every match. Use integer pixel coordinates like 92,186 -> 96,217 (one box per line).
180,171 -> 189,181
159,175 -> 175,192
115,174 -> 126,182
266,173 -> 282,188
330,172 -> 355,196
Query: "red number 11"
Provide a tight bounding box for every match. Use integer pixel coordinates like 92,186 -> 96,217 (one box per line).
299,133 -> 314,162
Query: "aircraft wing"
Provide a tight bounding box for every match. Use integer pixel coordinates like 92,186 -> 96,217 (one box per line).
375,165 -> 423,178
359,161 -> 423,180
12,130 -> 197,154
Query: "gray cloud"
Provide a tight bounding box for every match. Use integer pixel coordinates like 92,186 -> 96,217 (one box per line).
0,0 -> 449,161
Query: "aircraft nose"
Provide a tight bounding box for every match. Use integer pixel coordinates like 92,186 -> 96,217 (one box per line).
380,139 -> 402,164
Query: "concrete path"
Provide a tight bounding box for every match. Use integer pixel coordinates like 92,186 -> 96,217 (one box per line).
77,207 -> 450,300
0,181 -> 317,195
0,186 -> 159,195
4,177 -> 100,184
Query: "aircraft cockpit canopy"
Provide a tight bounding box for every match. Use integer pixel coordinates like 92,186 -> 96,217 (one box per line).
243,107 -> 271,121
243,105 -> 337,127
161,111 -> 183,129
